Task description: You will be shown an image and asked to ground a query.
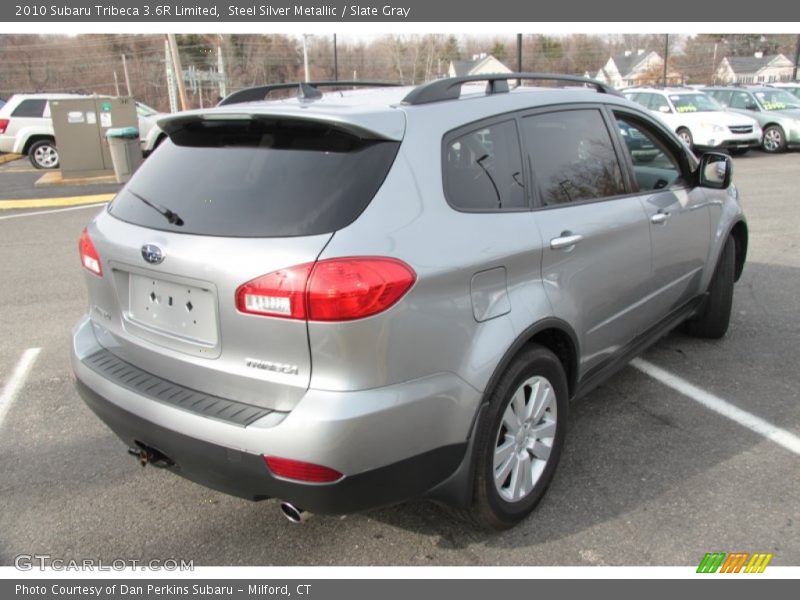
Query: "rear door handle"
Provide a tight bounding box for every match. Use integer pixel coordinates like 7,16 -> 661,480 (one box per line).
550,233 -> 584,250
650,212 -> 670,225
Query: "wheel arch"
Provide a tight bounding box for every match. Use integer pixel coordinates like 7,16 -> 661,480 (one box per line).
22,134 -> 55,155
483,318 -> 580,403
728,219 -> 748,282
426,318 -> 579,510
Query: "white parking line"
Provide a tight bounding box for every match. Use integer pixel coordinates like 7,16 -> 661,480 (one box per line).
632,358 -> 800,457
0,348 -> 42,429
0,203 -> 107,221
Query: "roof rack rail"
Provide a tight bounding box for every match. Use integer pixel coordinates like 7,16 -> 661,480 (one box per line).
402,73 -> 623,105
217,81 -> 401,106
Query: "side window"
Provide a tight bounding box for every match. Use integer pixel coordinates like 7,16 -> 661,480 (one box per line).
11,99 -> 47,118
444,120 -> 526,211
633,93 -> 653,108
615,114 -> 684,192
647,94 -> 671,113
730,92 -> 757,110
624,92 -> 642,106
522,109 -> 625,206
709,90 -> 731,106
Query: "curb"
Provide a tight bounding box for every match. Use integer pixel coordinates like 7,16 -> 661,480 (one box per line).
35,171 -> 119,187
0,153 -> 23,165
0,193 -> 115,210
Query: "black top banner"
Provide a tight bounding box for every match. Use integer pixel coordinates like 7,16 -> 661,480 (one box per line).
3,0 -> 799,22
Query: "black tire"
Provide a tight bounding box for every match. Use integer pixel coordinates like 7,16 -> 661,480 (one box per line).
677,127 -> 693,148
761,125 -> 786,154
28,139 -> 59,169
684,236 -> 735,339
466,345 -> 568,530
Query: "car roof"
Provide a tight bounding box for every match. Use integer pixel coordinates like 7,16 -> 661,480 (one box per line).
7,92 -> 88,100
158,83 -> 636,141
703,86 -> 775,92
624,87 -> 703,94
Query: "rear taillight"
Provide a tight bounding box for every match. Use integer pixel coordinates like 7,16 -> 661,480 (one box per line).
236,263 -> 313,319
236,257 -> 416,322
0,119 -> 9,134
78,228 -> 102,276
263,456 -> 343,483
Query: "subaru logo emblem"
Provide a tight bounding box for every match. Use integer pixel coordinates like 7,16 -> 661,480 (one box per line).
141,244 -> 164,265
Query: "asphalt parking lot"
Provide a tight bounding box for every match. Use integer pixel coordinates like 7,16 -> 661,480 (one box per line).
0,151 -> 798,567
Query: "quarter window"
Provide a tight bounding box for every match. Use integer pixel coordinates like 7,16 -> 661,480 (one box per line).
444,120 -> 526,211
522,109 -> 625,206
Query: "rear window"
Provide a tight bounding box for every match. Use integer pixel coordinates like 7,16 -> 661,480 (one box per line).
11,99 -> 47,117
109,118 -> 400,237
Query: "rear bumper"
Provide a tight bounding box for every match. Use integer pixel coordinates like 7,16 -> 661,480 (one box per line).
0,135 -> 16,154
71,316 -> 477,513
75,378 -> 465,513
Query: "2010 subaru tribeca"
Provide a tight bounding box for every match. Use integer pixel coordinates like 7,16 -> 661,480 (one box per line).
71,74 -> 747,529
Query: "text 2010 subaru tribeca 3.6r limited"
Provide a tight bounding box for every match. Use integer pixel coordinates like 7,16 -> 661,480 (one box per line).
71,75 -> 747,529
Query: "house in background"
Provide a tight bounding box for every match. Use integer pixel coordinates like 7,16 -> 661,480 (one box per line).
714,53 -> 795,84
592,49 -> 682,88
448,53 -> 511,78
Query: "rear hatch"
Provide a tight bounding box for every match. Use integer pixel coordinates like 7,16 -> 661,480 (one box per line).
83,113 -> 401,411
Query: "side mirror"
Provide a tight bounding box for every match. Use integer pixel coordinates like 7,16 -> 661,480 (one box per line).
658,105 -> 671,113
699,152 -> 732,189
745,103 -> 759,111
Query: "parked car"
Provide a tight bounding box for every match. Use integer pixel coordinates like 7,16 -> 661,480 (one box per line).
703,86 -> 800,153
623,86 -> 761,155
0,93 -> 83,168
71,74 -> 747,529
0,93 -> 166,169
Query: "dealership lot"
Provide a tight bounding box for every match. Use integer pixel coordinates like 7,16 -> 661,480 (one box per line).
0,152 -> 798,566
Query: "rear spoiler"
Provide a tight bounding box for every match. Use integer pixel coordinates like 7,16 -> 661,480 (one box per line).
157,110 -> 405,142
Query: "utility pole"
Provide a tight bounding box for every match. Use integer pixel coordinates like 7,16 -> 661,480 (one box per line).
302,35 -> 310,82
712,42 -> 718,84
167,34 -> 189,111
121,54 -> 132,97
333,34 -> 338,82
217,39 -> 227,99
662,34 -> 669,87
793,33 -> 800,81
164,39 -> 178,113
113,71 -> 120,96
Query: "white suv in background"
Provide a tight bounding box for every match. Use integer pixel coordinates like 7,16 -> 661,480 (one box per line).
0,93 -> 83,168
0,93 -> 165,169
623,87 -> 762,155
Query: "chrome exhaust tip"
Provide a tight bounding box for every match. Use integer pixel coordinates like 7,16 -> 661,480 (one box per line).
279,501 -> 311,524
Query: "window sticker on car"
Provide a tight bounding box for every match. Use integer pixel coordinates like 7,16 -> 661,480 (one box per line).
676,106 -> 697,113
761,102 -> 786,110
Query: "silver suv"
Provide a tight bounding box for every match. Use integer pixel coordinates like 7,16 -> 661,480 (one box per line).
71,74 -> 747,529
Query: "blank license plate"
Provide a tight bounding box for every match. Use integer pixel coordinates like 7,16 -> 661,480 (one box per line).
128,274 -> 218,345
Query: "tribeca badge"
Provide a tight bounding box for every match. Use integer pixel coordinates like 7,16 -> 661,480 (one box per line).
696,552 -> 773,573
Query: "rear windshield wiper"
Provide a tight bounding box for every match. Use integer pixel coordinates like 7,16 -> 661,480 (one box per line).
127,189 -> 184,226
